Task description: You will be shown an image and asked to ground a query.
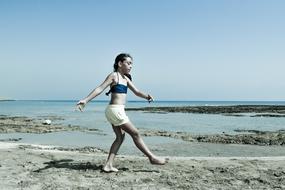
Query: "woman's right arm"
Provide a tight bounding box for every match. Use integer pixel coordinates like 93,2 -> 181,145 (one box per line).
77,73 -> 114,111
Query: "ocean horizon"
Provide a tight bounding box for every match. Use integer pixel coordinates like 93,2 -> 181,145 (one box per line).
2,99 -> 285,105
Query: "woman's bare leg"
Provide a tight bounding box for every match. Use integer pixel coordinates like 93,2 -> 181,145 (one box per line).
120,121 -> 166,165
103,125 -> 125,172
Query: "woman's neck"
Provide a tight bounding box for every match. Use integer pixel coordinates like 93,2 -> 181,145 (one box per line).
116,70 -> 125,78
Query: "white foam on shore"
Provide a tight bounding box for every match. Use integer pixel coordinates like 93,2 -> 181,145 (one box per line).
0,142 -> 57,150
0,142 -> 19,149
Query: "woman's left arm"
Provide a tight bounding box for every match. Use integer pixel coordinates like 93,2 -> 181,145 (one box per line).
127,78 -> 154,102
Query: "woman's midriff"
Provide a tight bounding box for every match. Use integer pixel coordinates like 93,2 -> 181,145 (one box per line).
110,93 -> 127,105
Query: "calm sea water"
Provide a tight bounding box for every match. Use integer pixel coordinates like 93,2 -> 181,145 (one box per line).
1,100 -> 285,156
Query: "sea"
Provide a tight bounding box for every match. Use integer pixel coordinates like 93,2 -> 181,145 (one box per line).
1,100 -> 285,157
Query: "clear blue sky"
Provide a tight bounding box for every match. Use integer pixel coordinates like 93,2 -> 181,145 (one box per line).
1,0 -> 284,101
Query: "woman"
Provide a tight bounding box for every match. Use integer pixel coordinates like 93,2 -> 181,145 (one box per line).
77,53 -> 166,172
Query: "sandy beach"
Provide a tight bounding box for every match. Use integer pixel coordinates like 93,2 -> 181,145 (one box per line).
1,105 -> 285,189
1,142 -> 285,190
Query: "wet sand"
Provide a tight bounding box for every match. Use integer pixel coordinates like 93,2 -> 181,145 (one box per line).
1,142 -> 285,190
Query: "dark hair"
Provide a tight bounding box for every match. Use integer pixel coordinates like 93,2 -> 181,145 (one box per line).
113,53 -> 132,71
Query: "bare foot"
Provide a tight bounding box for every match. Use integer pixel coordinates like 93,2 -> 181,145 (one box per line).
102,165 -> 119,173
149,156 -> 168,165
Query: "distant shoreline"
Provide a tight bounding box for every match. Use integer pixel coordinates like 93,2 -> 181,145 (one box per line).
0,99 -> 15,102
1,99 -> 285,103
126,105 -> 285,114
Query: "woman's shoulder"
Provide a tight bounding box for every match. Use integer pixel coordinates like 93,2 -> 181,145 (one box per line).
107,72 -> 116,78
106,72 -> 117,83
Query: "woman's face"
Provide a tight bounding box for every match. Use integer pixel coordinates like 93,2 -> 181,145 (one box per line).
120,57 -> 133,74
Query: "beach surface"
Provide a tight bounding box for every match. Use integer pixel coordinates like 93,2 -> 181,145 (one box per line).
1,142 -> 285,190
1,105 -> 285,189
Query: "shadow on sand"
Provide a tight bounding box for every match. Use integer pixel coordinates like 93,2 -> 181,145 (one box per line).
33,159 -> 130,173
33,159 -> 104,173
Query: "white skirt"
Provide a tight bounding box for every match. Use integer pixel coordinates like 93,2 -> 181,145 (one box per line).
105,105 -> 130,126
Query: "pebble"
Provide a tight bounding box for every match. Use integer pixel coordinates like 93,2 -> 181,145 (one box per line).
42,119 -> 51,125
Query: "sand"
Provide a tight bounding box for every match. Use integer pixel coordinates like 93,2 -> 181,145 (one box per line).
1,142 -> 285,190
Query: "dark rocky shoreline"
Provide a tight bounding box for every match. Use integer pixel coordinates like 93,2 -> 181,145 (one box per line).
139,128 -> 285,146
0,115 -> 101,134
126,105 -> 285,116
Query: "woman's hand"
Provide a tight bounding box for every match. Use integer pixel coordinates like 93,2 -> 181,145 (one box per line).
76,99 -> 87,112
147,94 -> 154,103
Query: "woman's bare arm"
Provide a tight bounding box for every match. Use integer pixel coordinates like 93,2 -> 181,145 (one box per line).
76,73 -> 114,111
127,78 -> 154,102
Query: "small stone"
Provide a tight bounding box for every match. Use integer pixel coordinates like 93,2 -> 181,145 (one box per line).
42,119 -> 51,125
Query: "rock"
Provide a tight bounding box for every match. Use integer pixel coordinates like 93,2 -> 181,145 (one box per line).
42,119 -> 51,125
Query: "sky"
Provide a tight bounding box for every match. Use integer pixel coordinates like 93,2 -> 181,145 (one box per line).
0,0 -> 284,101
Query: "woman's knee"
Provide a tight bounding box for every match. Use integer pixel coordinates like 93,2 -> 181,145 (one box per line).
115,133 -> 125,143
120,122 -> 140,139
131,130 -> 140,140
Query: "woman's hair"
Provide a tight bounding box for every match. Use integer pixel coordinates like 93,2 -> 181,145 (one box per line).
113,53 -> 133,72
105,53 -> 133,96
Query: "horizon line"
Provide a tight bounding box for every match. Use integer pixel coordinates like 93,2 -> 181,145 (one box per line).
2,99 -> 285,102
